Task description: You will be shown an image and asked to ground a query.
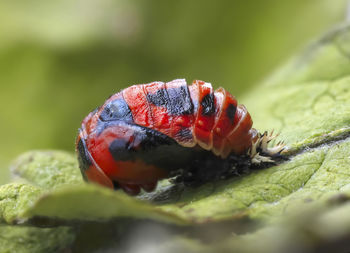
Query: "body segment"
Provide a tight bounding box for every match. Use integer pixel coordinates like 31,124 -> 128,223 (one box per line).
76,79 -> 261,194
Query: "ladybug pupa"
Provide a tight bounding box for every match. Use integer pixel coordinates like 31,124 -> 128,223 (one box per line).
76,79 -> 285,195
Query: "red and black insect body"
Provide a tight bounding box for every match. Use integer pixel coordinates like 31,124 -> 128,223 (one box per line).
76,79 -> 284,195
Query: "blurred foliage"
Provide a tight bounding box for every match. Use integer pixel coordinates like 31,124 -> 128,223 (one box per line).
0,0 -> 347,184
1,5 -> 350,252
3,22 -> 350,250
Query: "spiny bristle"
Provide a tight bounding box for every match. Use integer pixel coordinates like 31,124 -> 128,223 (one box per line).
251,153 -> 274,164
249,130 -> 286,164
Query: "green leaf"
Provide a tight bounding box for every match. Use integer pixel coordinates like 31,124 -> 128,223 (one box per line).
0,183 -> 75,253
4,150 -> 186,225
0,183 -> 42,224
150,138 -> 350,222
243,25 -> 350,152
11,151 -> 84,189
22,184 -> 187,225
0,225 -> 75,253
2,25 -> 350,252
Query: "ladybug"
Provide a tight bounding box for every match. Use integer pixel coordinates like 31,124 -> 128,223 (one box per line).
76,79 -> 285,195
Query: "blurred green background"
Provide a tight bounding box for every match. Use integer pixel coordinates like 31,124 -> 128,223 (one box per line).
0,0 -> 347,184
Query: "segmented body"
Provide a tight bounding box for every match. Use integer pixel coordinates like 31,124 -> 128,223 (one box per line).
76,79 -> 259,195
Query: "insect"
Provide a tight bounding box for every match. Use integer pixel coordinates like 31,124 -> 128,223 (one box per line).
76,79 -> 285,195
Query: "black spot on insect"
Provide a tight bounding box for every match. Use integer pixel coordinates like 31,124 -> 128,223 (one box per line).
108,124 -> 195,170
146,89 -> 169,107
200,93 -> 215,116
77,137 -> 92,175
167,86 -> 193,115
109,138 -> 136,161
226,104 -> 236,123
176,128 -> 193,140
108,125 -> 176,162
147,86 -> 193,116
99,99 -> 133,123
138,127 -> 177,150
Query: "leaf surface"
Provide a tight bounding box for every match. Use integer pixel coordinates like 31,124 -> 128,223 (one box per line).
2,25 -> 350,252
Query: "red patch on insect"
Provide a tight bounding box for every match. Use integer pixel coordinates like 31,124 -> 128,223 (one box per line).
76,79 -> 285,195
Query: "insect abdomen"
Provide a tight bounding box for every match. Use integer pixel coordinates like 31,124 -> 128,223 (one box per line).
191,80 -> 255,158
123,79 -> 255,158
76,78 -> 283,195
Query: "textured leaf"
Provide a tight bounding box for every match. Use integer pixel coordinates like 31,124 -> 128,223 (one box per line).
2,151 -> 185,225
146,138 -> 350,222
0,182 -> 75,253
0,183 -> 42,224
22,184 -> 186,225
0,225 -> 75,253
11,151 -> 84,189
2,25 -> 350,252
244,25 -> 350,151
